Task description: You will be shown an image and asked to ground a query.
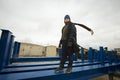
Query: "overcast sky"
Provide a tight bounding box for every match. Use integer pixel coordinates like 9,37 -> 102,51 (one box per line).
0,0 -> 120,50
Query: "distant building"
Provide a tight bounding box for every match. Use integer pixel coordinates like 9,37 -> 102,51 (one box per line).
19,42 -> 57,57
19,42 -> 45,57
114,48 -> 120,54
45,45 -> 57,57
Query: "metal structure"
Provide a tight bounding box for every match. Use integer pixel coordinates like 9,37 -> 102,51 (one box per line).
0,29 -> 120,80
12,41 -> 21,59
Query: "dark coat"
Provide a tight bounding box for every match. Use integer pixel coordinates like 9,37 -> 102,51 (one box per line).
65,22 -> 76,42
59,22 -> 80,53
60,22 -> 77,44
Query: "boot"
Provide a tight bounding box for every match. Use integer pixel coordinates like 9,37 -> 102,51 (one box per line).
65,67 -> 72,73
55,67 -> 64,72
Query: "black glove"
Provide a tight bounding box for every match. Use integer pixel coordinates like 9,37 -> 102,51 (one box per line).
58,40 -> 62,48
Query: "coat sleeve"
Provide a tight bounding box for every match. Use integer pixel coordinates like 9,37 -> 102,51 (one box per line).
74,23 -> 92,31
59,27 -> 64,47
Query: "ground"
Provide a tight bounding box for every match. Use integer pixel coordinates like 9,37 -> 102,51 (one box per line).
91,75 -> 120,80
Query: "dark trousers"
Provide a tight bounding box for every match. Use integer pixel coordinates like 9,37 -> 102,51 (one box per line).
60,40 -> 73,68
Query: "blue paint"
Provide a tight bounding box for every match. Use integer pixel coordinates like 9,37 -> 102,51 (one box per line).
0,63 -> 120,80
108,51 -> 112,64
104,51 -> 107,61
114,51 -> 118,63
96,51 -> 100,62
6,61 -> 96,68
88,47 -> 93,62
12,42 -> 20,58
73,53 -> 78,61
11,57 -> 60,63
58,48 -> 62,59
93,50 -> 97,61
99,47 -> 105,65
102,49 -> 105,61
81,47 -> 84,62
6,35 -> 14,65
0,62 -> 102,74
0,30 -> 12,70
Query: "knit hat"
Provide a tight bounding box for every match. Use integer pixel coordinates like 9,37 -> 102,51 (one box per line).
64,15 -> 70,20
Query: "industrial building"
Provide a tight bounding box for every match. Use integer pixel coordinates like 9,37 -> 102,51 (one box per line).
19,42 -> 57,57
114,48 -> 120,54
45,45 -> 57,57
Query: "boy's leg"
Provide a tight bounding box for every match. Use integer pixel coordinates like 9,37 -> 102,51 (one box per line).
55,40 -> 67,72
55,52 -> 67,72
68,47 -> 73,67
59,52 -> 67,68
66,47 -> 73,73
59,40 -> 68,68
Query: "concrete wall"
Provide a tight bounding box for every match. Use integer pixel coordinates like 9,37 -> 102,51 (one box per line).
19,43 -> 57,57
19,43 -> 45,57
114,48 -> 120,54
45,45 -> 57,57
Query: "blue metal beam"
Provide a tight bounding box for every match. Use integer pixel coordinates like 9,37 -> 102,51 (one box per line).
108,51 -> 112,64
6,60 -> 93,68
1,61 -> 103,74
93,50 -> 97,61
97,50 -> 100,62
0,63 -> 120,80
99,46 -> 105,65
88,47 -> 93,62
11,56 -> 79,63
6,35 -> 14,65
7,60 -> 107,69
11,57 -> 61,63
12,42 -> 20,58
114,51 -> 118,63
81,47 -> 84,62
0,30 -> 12,70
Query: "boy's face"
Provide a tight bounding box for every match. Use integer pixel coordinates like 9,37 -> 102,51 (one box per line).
64,18 -> 70,23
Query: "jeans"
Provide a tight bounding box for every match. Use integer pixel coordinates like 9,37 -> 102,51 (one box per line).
60,40 -> 73,68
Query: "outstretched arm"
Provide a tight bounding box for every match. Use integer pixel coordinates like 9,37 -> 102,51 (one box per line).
74,23 -> 94,35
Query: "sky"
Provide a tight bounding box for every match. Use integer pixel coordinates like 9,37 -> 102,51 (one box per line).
0,0 -> 120,50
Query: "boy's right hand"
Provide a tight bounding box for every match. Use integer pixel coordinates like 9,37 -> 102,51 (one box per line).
90,30 -> 94,35
58,44 -> 61,48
